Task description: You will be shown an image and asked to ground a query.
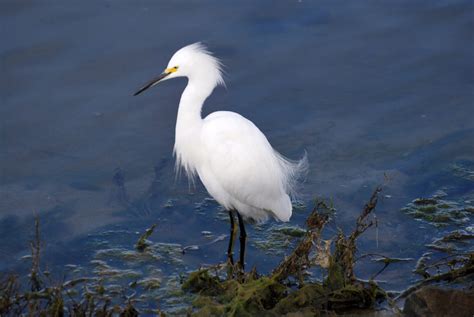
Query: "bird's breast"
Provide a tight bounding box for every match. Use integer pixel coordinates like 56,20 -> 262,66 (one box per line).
173,131 -> 204,178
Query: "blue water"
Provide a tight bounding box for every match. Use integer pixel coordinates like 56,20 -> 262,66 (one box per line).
1,0 -> 473,310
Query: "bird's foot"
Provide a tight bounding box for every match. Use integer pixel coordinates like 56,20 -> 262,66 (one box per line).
237,261 -> 245,273
235,262 -> 246,281
225,259 -> 246,281
226,257 -> 235,280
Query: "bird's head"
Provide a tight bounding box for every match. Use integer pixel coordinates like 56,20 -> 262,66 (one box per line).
134,42 -> 225,96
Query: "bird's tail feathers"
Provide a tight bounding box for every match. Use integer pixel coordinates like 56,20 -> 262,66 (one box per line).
276,150 -> 309,200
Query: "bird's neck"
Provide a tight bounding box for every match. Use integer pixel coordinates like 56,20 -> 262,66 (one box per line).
174,79 -> 215,174
176,80 -> 212,128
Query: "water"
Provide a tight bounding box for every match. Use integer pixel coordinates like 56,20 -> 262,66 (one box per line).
1,0 -> 473,311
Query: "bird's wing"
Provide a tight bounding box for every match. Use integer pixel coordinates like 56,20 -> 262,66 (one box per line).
201,111 -> 291,220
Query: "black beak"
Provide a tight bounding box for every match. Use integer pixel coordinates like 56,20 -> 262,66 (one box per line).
133,72 -> 171,96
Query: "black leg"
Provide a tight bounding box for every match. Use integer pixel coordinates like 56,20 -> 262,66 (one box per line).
236,212 -> 247,270
227,210 -> 236,265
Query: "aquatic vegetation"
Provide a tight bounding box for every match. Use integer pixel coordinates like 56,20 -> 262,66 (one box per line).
183,234 -> 227,255
2,187 -> 473,316
182,188 -> 389,316
396,227 -> 474,314
136,277 -> 162,290
189,275 -> 289,316
398,251 -> 474,302
292,199 -> 308,212
135,223 -> 157,251
401,190 -> 474,226
251,223 -> 306,255
182,269 -> 224,296
425,229 -> 474,253
95,241 -> 184,267
250,199 -> 335,256
0,219 -> 191,316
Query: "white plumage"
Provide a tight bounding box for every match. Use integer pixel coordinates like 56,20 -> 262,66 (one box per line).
162,43 -> 307,223
198,111 -> 304,222
134,42 -> 307,267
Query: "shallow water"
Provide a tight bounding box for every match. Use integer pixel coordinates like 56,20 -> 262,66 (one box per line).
1,0 -> 473,311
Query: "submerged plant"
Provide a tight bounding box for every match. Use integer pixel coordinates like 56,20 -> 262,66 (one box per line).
401,190 -> 473,227
135,224 -> 157,252
3,187 -> 473,315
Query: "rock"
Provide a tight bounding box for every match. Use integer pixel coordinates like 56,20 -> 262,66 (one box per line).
403,286 -> 474,317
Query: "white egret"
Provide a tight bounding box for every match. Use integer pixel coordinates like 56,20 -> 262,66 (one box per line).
134,43 -> 307,269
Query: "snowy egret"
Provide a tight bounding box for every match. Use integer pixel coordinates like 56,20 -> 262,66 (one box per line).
134,43 -> 307,269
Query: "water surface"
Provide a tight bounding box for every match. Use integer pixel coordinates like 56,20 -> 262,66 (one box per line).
1,0 -> 473,310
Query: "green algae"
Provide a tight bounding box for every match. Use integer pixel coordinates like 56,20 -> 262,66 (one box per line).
186,274 -> 287,317
182,269 -> 223,296
278,282 -> 385,314
272,283 -> 325,315
425,229 -> 474,253
95,267 -> 141,280
252,224 -> 306,255
274,225 -> 306,237
159,274 -> 194,315
6,186 -> 473,316
136,277 -> 162,290
135,223 -> 157,251
95,241 -> 184,266
184,269 -> 385,316
401,191 -> 473,227
182,190 -> 387,316
292,199 -> 308,212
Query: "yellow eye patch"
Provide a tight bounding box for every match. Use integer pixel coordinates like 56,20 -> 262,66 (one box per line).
165,66 -> 178,73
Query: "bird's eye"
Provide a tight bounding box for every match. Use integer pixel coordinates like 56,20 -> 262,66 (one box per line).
165,66 -> 179,74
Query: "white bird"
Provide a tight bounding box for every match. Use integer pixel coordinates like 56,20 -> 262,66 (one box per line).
134,43 -> 307,269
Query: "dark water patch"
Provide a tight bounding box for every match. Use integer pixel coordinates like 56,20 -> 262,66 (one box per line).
0,40 -> 69,69
69,180 -> 102,191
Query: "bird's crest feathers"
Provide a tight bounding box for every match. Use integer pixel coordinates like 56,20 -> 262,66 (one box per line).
176,42 -> 226,88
